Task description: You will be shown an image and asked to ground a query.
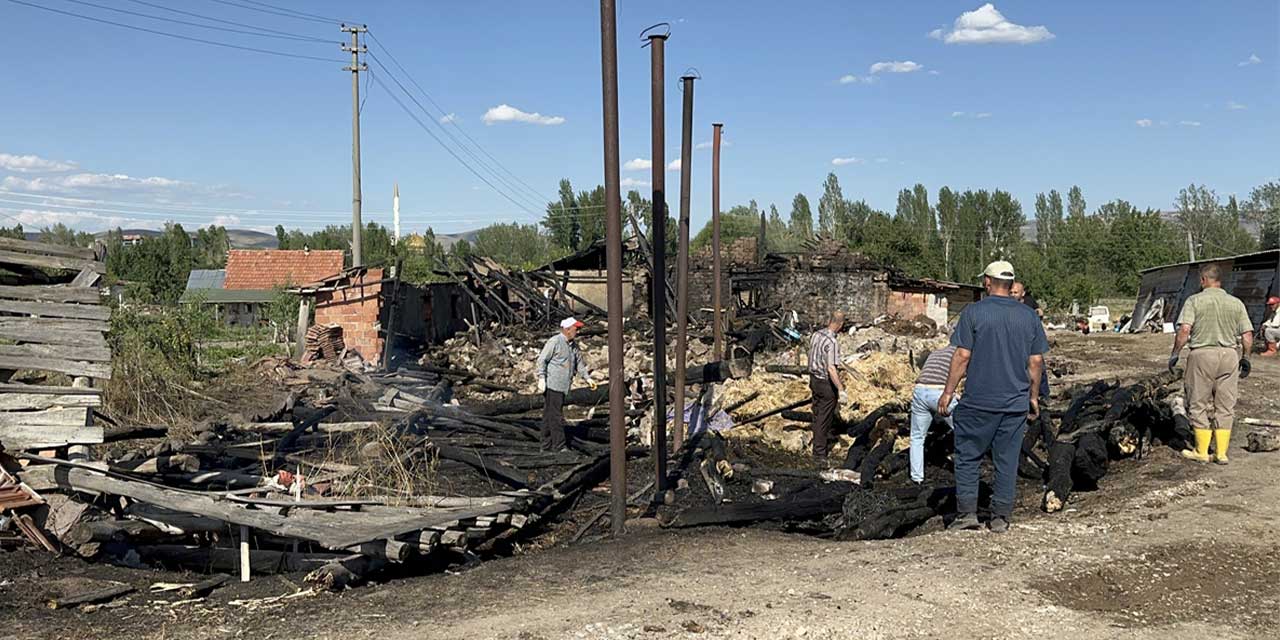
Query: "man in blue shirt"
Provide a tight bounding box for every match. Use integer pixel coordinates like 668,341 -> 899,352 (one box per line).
939,260 -> 1049,533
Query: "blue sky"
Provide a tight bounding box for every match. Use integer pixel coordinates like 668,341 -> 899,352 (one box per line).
1,1 -> 1276,237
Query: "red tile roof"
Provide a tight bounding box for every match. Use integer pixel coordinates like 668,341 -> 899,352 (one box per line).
223,249 -> 345,290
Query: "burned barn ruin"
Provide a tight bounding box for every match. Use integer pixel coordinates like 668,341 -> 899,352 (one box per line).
1128,248 -> 1280,333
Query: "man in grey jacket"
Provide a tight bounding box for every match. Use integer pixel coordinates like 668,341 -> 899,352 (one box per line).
537,317 -> 597,451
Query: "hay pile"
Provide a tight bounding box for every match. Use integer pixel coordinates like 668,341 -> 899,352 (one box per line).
719,350 -> 919,455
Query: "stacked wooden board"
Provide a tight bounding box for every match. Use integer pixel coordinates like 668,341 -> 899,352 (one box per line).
0,237 -> 109,451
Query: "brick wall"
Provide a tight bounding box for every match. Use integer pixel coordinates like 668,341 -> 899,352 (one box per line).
313,268 -> 384,362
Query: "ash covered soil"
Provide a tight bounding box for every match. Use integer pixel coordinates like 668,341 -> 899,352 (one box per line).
4,332 -> 1280,640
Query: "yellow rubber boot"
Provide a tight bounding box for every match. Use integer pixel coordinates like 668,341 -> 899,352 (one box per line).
1181,429 -> 1211,463
1213,429 -> 1231,465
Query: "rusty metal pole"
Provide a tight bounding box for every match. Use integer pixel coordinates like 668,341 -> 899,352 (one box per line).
711,122 -> 724,357
647,31 -> 669,492
598,0 -> 627,536
673,75 -> 695,448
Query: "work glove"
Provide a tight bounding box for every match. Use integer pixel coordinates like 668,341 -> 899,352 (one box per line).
1167,354 -> 1180,373
1239,358 -> 1252,379
838,390 -> 850,405
588,378 -> 599,391
537,379 -> 546,394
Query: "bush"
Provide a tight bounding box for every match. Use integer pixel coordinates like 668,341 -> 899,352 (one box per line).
105,304 -> 204,425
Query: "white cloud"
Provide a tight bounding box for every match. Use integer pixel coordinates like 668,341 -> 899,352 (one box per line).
1227,101 -> 1247,110
1135,119 -> 1153,127
212,214 -> 242,226
667,159 -> 681,171
870,60 -> 923,74
1,173 -> 190,194
0,206 -> 167,232
831,157 -> 863,166
1178,120 -> 1201,127
1238,53 -> 1262,67
928,70 -> 941,75
623,158 -> 652,171
438,113 -> 458,124
481,104 -> 565,126
974,112 -> 992,119
951,111 -> 993,119
694,139 -> 732,150
838,74 -> 877,85
0,152 -> 77,173
951,111 -> 966,118
930,3 -> 1054,45
874,158 -> 889,163
620,177 -> 651,189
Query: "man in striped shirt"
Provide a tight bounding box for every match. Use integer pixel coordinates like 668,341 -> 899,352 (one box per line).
808,311 -> 847,461
909,345 -> 958,483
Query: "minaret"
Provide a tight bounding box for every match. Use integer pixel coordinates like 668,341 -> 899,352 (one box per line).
392,182 -> 401,243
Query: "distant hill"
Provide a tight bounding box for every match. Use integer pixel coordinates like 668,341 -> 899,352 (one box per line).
88,228 -> 277,249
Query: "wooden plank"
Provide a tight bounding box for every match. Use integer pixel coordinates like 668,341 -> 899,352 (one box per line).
0,343 -> 112,364
0,249 -> 104,274
0,424 -> 103,449
0,354 -> 112,379
69,268 -> 101,288
0,237 -> 97,261
0,323 -> 108,348
0,393 -> 101,411
0,285 -> 101,304
0,382 -> 102,395
0,316 -> 108,333
0,407 -> 88,427
0,299 -> 110,321
36,461 -> 517,549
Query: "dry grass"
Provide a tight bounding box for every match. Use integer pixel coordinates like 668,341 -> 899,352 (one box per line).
302,422 -> 441,505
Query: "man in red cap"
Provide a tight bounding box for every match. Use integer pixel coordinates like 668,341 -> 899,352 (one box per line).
536,317 -> 596,451
1262,295 -> 1280,357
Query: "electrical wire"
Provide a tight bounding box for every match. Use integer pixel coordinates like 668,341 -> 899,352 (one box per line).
367,31 -> 552,206
57,0 -> 334,43
367,53 -> 546,214
228,0 -> 355,25
120,0 -> 336,42
202,0 -> 349,26
7,0 -> 345,63
370,71 -> 548,217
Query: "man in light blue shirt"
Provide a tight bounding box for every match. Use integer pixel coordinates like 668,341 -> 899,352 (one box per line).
537,317 -> 596,451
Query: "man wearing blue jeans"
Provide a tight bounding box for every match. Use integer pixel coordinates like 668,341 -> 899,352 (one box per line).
909,345 -> 958,483
939,261 -> 1048,533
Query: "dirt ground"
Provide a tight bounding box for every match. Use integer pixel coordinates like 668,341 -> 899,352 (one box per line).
4,332 -> 1279,640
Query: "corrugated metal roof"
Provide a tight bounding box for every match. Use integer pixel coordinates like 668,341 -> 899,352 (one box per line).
1138,249 -> 1280,274
185,269 -> 225,290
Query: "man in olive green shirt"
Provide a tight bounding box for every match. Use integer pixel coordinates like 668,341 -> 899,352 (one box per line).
1169,263 -> 1254,464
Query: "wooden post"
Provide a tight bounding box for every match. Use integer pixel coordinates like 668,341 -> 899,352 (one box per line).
294,298 -> 312,359
240,525 -> 251,582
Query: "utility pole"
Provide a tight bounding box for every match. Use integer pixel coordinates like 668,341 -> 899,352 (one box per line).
673,74 -> 695,448
645,28 -> 670,492
598,0 -> 626,536
711,122 -> 724,358
342,24 -> 368,268
1186,229 -> 1196,262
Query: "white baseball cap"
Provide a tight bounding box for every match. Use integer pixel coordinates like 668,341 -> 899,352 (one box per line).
981,260 -> 1016,280
560,317 -> 585,329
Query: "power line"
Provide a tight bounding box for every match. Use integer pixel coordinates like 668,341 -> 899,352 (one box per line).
59,0 -> 334,43
7,0 -> 346,63
366,31 -> 552,206
202,0 -> 346,26
369,71 -> 544,217
120,0 -> 336,42
225,0 -> 355,25
367,53 -> 547,214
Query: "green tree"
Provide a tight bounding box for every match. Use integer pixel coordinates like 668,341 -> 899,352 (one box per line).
817,173 -> 846,236
987,190 -> 1025,260
692,203 -> 762,251
789,193 -> 813,239
1100,201 -> 1183,294
1244,181 -> 1280,249
936,186 -> 959,279
0,224 -> 24,240
1067,185 -> 1086,220
38,222 -> 93,247
543,179 -> 580,252
471,222 -> 561,269
1034,189 -> 1063,251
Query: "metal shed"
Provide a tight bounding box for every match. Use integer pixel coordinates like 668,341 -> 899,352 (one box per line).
1129,249 -> 1280,331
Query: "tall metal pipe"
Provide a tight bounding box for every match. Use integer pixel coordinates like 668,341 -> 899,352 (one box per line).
647,32 -> 669,491
598,0 -> 627,536
711,122 -> 724,357
673,75 -> 695,447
